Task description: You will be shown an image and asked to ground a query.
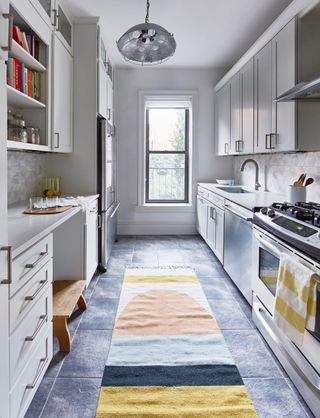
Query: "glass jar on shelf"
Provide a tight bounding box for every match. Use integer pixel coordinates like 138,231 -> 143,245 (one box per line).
26,126 -> 36,144
8,126 -> 28,142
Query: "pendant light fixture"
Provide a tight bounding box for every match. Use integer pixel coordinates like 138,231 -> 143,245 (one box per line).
117,0 -> 176,66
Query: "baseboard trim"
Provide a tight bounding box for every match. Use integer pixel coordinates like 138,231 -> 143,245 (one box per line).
117,220 -> 197,235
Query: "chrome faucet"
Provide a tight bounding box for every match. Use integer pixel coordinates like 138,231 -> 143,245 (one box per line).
240,159 -> 261,191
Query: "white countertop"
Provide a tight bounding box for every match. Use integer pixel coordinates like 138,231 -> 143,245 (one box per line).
8,195 -> 99,258
198,183 -> 286,211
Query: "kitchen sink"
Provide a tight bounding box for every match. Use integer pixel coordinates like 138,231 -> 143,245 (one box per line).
216,187 -> 252,194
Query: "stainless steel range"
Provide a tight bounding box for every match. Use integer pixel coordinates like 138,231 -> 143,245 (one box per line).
252,202 -> 320,417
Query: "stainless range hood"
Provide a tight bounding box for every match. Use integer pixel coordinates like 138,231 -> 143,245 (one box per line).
275,77 -> 320,102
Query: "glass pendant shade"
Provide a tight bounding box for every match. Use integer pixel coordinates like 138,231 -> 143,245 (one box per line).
117,2 -> 176,65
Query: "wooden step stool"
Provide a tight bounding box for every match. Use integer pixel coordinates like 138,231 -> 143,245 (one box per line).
53,280 -> 87,352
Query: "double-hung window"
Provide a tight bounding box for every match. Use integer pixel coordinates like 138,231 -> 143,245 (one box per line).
144,98 -> 192,204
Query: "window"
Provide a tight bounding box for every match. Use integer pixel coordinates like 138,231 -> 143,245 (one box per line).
144,100 -> 191,204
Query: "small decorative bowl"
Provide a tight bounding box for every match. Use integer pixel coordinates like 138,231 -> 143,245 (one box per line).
216,179 -> 233,185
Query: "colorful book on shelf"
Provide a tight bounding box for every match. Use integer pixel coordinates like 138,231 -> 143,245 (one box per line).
21,32 -> 30,53
27,70 -> 33,98
7,58 -> 14,87
13,26 -> 23,47
34,72 -> 40,100
14,59 -> 21,91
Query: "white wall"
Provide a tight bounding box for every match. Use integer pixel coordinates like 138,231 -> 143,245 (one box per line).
115,68 -> 233,235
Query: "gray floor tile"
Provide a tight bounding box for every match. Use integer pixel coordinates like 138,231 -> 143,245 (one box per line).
223,330 -> 284,379
207,298 -> 253,329
200,277 -> 235,300
79,297 -> 119,330
25,377 -> 55,418
91,277 -> 122,299
192,261 -> 228,278
83,275 -> 99,301
40,378 -> 101,418
244,378 -> 311,418
132,251 -> 158,265
59,330 -> 112,378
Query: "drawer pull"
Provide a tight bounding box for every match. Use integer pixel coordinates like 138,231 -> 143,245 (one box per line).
25,251 -> 48,269
25,315 -> 47,342
26,357 -> 48,390
25,279 -> 48,301
0,246 -> 12,285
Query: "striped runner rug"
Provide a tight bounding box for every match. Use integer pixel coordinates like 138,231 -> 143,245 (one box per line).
96,267 -> 256,417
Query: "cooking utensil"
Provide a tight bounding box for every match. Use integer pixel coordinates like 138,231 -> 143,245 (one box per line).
304,178 -> 314,187
293,173 -> 306,187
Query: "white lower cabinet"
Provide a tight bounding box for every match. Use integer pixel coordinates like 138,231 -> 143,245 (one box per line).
196,195 -> 208,239
197,187 -> 225,263
8,235 -> 53,418
10,326 -> 52,418
84,198 -> 98,286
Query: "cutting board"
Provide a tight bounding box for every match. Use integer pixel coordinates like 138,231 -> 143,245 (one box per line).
23,206 -> 72,215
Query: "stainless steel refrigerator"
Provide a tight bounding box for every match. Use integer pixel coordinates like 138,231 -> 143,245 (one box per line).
97,116 -> 119,271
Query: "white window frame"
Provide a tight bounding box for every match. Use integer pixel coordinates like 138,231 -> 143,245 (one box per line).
138,90 -> 198,209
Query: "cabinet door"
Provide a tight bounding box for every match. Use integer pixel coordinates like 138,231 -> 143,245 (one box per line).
240,59 -> 254,154
0,60 -> 9,418
230,73 -> 240,154
0,0 -> 9,61
206,205 -> 216,253
98,61 -> 108,118
29,0 -> 54,28
107,78 -> 113,125
215,83 -> 231,156
215,207 -> 224,264
254,41 -> 273,153
86,210 -> 98,285
196,196 -> 208,239
52,34 -> 73,153
55,1 -> 72,55
272,19 -> 296,152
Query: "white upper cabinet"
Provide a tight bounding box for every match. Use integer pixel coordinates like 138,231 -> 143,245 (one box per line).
215,83 -> 231,156
230,73 -> 240,154
0,0 -> 10,61
54,1 -> 72,55
52,33 -> 72,152
239,58 -> 254,154
254,20 -> 296,153
254,41 -> 273,153
29,0 -> 54,28
272,19 -> 296,152
98,60 -> 107,118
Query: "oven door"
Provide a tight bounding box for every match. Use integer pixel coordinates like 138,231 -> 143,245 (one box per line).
253,226 -> 320,372
252,226 -> 292,314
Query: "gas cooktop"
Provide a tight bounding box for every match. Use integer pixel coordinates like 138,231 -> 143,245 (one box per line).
254,202 -> 320,261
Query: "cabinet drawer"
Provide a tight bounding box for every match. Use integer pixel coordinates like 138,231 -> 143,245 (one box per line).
10,326 -> 52,418
11,234 -> 53,297
197,187 -> 209,199
10,260 -> 52,333
10,286 -> 52,387
208,192 -> 224,208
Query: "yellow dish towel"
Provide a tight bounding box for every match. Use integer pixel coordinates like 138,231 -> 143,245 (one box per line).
274,253 -> 318,346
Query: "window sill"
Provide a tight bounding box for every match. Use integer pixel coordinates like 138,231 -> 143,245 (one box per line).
135,203 -> 195,213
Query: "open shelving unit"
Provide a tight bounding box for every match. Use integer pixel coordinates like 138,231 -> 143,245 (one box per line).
7,1 -> 51,152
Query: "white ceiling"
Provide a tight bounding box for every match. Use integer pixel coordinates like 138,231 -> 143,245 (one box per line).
62,0 -> 293,68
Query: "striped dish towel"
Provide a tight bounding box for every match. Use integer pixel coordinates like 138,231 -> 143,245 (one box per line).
274,253 -> 318,346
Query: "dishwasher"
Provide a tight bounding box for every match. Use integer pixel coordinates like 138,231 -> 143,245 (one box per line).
223,200 -> 254,305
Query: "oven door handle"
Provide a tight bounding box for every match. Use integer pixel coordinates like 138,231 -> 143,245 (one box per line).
254,232 -> 283,258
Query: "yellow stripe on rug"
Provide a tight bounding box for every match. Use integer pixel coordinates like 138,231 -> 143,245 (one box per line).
96,386 -> 257,417
124,275 -> 198,283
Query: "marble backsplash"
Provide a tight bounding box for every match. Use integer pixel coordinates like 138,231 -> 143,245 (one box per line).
8,151 -> 46,205
233,152 -> 320,202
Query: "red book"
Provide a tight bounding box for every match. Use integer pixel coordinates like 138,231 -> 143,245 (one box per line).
13,26 -> 23,47
14,59 -> 21,91
28,70 -> 33,97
